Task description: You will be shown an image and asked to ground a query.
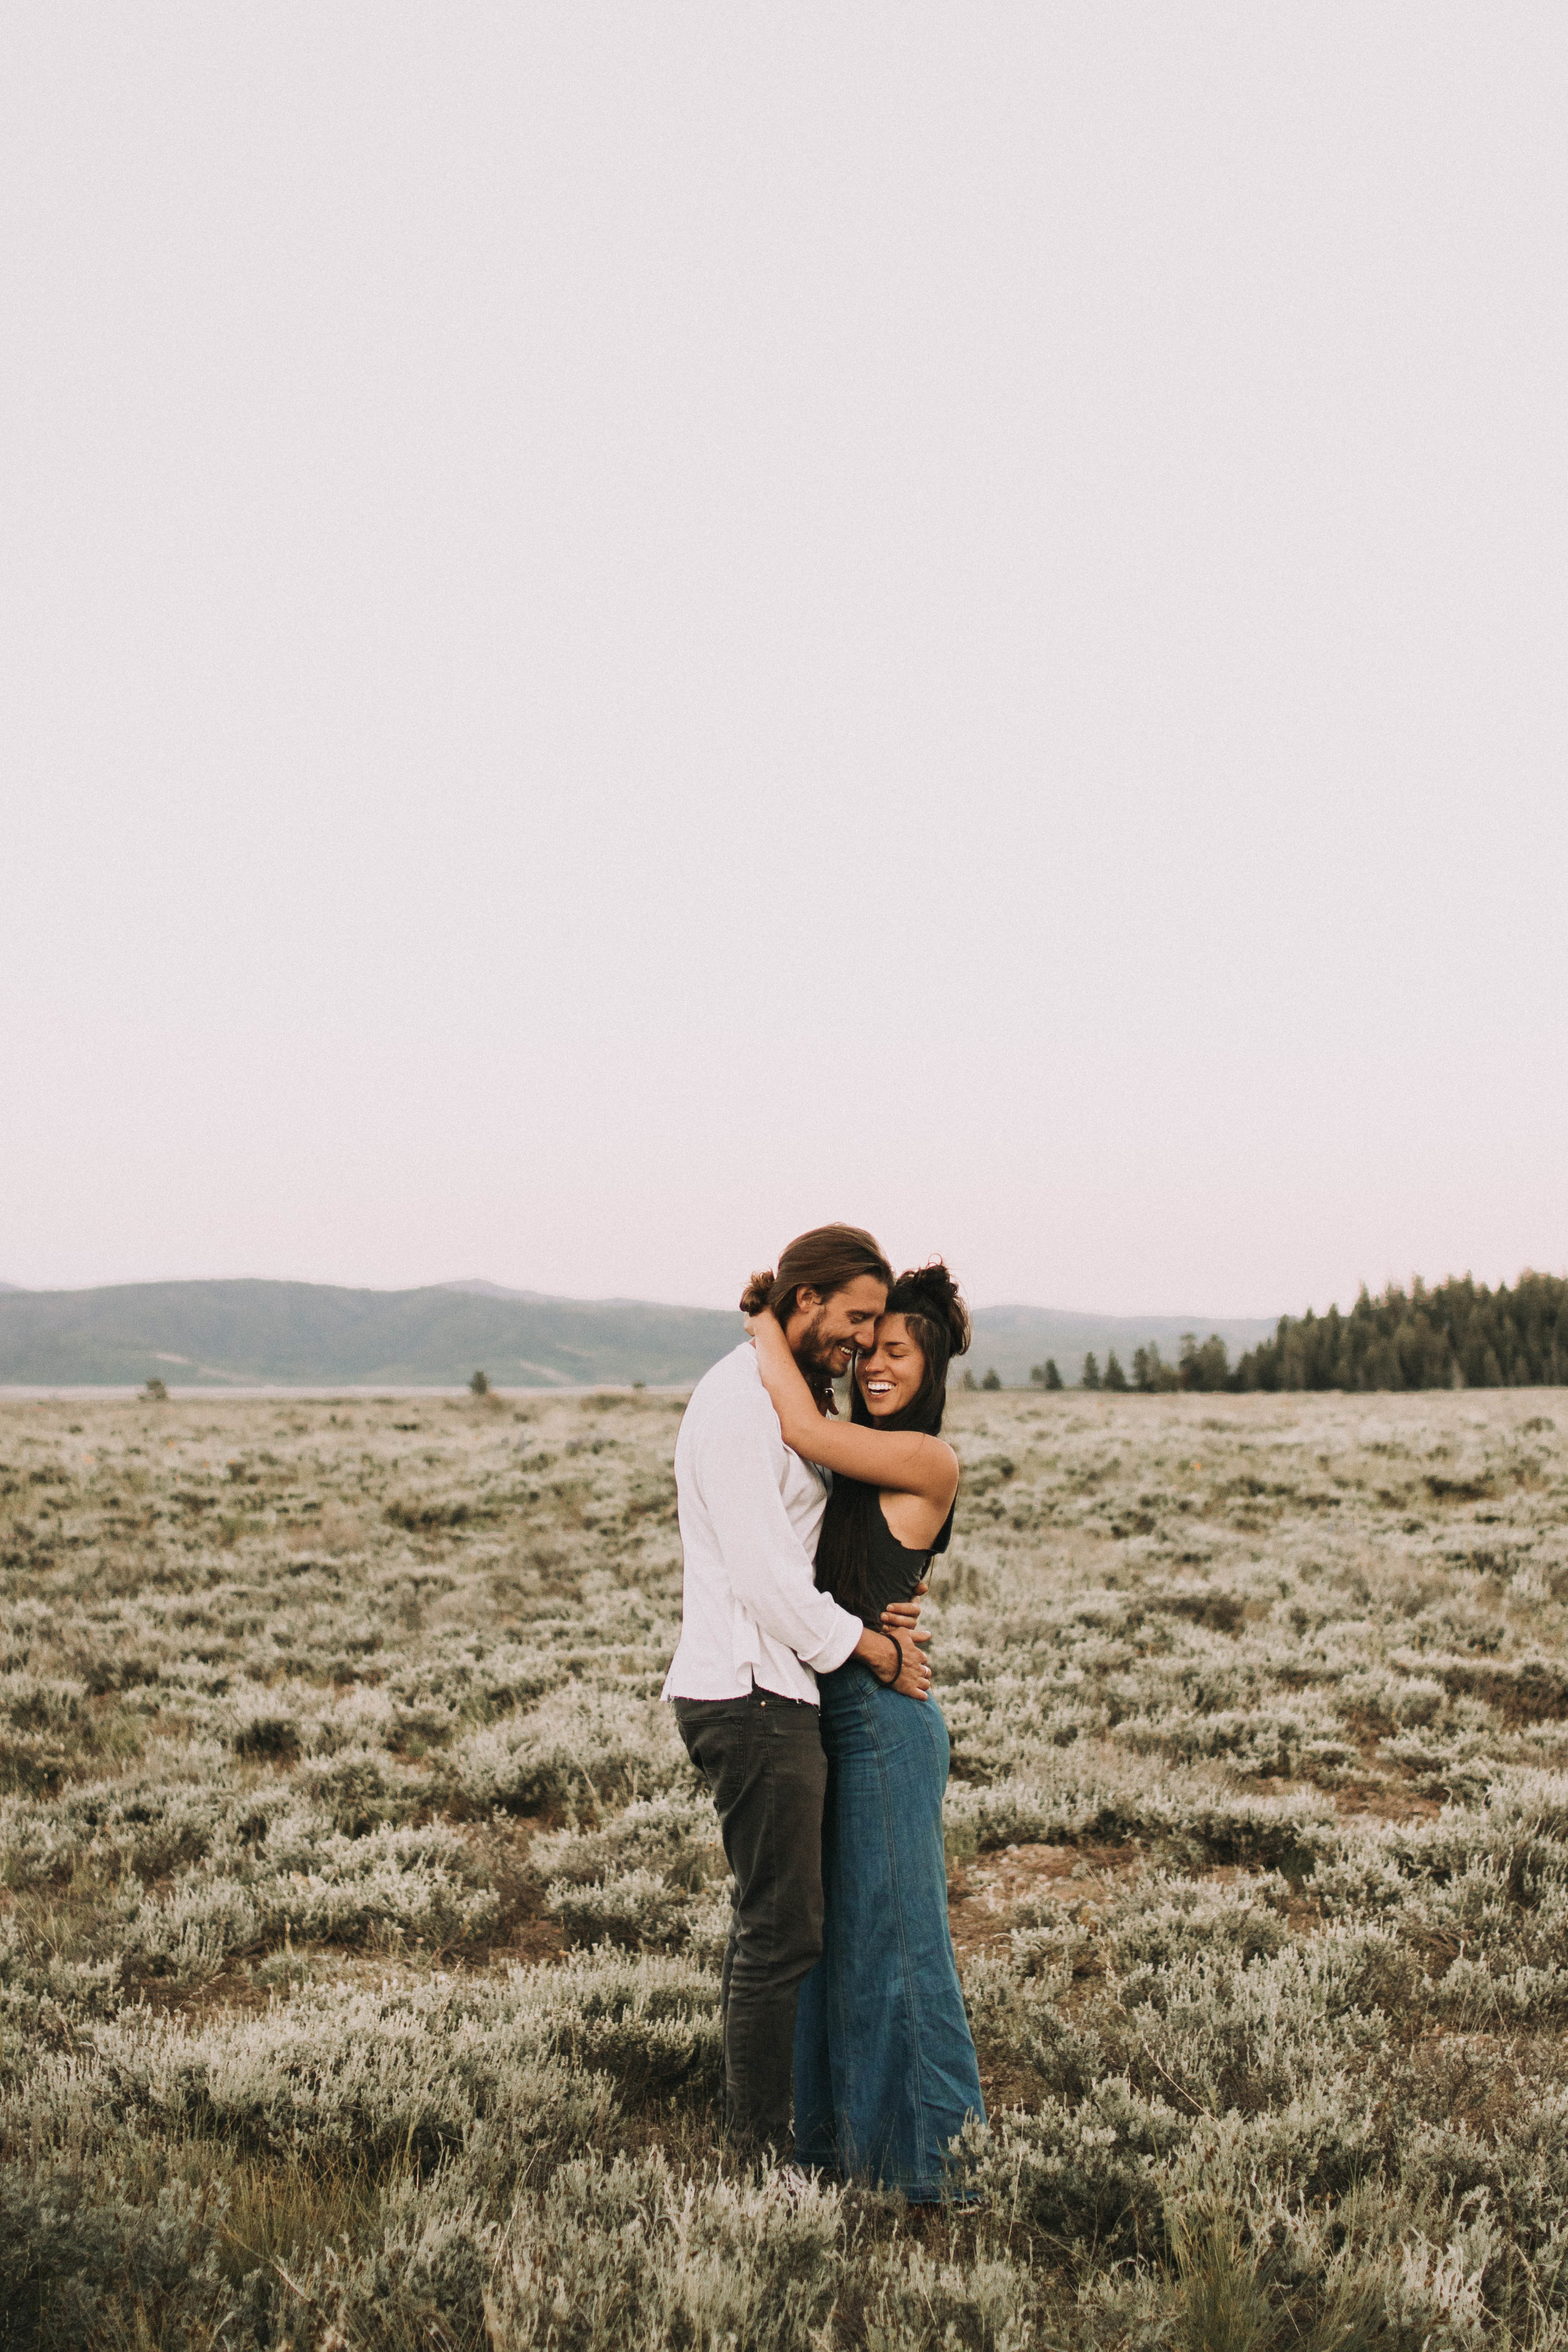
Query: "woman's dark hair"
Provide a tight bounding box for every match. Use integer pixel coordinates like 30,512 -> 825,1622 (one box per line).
738,1224 -> 893,1328
813,1261 -> 971,1621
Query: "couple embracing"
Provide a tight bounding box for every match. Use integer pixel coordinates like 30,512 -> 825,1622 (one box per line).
661,1223 -> 986,2197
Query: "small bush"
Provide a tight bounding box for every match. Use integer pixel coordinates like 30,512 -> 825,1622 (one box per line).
8,1380 -> 1568,2345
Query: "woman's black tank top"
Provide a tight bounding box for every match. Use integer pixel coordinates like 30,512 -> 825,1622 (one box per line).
834,1476 -> 955,1623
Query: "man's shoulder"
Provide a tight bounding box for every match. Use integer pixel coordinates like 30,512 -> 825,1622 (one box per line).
689,1342 -> 761,1402
681,1345 -> 773,1441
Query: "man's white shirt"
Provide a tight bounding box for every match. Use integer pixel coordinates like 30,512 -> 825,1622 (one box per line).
661,1342 -> 864,1704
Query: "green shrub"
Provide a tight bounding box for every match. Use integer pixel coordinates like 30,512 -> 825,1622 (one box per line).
8,1383 -> 1568,2346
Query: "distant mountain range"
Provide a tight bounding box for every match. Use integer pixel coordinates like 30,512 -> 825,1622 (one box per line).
965,1304 -> 1278,1389
0,1279 -> 1278,1390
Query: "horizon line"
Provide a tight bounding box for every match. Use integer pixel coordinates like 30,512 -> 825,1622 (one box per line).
0,1271 -> 1291,1320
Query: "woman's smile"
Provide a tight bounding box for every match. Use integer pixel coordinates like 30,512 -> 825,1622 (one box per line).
854,1313 -> 926,1417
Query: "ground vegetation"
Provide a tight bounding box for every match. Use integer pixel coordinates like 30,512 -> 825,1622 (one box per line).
4,1384 -> 1568,2346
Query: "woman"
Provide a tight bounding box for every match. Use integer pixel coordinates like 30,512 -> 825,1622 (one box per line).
744,1261 -> 986,2201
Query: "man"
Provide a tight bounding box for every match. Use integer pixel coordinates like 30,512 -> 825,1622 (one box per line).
662,1223 -> 931,2158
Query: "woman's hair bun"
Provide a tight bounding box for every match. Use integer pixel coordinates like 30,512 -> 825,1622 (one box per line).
738,1269 -> 775,1315
889,1259 -> 971,1357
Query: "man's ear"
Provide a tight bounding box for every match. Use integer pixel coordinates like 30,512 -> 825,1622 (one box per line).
794,1286 -> 820,1313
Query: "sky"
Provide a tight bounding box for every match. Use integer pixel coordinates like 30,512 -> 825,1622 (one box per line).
3,6 -> 1564,1318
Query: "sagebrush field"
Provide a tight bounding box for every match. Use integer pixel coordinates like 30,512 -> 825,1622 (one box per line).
5,1383 -> 1568,2349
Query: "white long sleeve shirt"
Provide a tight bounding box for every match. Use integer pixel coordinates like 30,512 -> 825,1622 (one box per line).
661,1342 -> 864,1704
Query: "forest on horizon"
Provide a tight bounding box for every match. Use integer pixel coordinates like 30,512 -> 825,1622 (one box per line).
1034,1271 -> 1568,1395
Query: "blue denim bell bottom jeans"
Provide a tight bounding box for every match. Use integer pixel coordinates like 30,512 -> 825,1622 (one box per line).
793,1664 -> 986,2198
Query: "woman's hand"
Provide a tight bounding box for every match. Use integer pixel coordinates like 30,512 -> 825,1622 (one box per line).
748,1303 -> 830,1443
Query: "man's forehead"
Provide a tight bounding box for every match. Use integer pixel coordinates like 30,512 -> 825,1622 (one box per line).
834,1274 -> 889,1315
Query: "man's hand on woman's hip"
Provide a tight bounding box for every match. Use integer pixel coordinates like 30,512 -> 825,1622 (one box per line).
850,1623 -> 932,1700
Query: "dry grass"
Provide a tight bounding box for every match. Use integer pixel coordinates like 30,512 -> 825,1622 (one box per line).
4,1384 -> 1568,2348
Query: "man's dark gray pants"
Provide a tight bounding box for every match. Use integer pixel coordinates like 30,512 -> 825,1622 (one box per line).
674,1687 -> 827,2158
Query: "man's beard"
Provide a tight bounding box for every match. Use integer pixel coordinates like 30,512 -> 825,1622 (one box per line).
792,1310 -> 849,1412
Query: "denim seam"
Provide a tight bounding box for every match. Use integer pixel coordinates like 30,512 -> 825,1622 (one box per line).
874,1680 -> 934,2185
907,1697 -> 961,2196
804,1675 -> 980,2198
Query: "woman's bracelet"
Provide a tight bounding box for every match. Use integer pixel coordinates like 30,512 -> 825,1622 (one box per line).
876,1634 -> 903,1688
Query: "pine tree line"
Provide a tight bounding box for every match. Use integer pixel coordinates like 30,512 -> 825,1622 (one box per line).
1020,1273 -> 1567,1396
1030,1337 -> 1230,1394
1233,1271 -> 1568,1392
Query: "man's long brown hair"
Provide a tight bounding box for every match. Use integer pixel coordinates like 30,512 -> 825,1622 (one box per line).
738,1224 -> 893,1328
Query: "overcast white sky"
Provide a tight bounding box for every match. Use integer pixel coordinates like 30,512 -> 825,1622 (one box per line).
3,6 -> 1564,1318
